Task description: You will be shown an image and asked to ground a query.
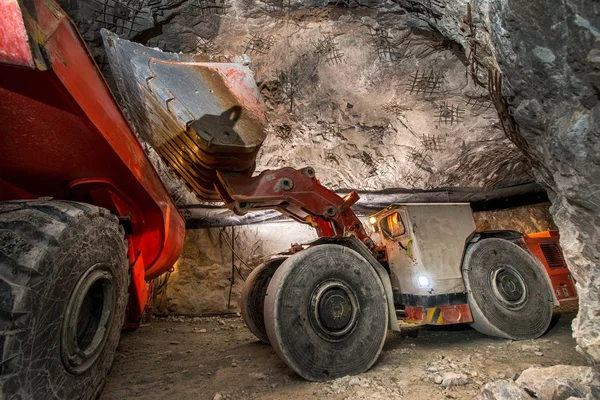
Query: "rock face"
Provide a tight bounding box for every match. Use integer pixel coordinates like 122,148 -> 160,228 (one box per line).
62,0 -> 599,364
478,379 -> 530,400
516,365 -> 600,400
157,221 -> 316,314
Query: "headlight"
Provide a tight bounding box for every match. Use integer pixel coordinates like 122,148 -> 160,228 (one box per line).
369,216 -> 377,225
417,275 -> 430,288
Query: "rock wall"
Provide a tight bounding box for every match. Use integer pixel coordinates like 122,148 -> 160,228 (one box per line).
156,221 -> 316,315
403,0 -> 600,367
491,0 -> 600,368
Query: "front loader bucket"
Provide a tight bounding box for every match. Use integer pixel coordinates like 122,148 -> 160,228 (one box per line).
101,30 -> 267,200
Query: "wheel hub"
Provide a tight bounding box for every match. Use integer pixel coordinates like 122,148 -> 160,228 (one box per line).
310,281 -> 359,341
491,266 -> 527,309
61,264 -> 116,375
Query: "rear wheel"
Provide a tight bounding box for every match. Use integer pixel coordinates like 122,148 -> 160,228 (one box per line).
463,238 -> 553,339
264,244 -> 388,381
0,200 -> 128,399
240,257 -> 287,344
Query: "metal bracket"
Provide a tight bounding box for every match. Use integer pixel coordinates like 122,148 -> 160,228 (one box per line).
215,166 -> 373,248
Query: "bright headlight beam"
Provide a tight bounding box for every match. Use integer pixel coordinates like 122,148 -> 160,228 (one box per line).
369,216 -> 377,225
417,275 -> 430,288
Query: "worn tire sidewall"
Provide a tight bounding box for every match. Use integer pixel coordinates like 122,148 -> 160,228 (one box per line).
22,214 -> 128,399
264,244 -> 388,381
463,238 -> 553,339
240,257 -> 286,344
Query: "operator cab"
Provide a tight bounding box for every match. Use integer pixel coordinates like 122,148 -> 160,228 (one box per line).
369,203 -> 477,325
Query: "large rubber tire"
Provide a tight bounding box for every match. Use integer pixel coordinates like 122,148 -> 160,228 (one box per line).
240,257 -> 287,344
0,200 -> 129,399
264,244 -> 388,381
463,238 -> 554,340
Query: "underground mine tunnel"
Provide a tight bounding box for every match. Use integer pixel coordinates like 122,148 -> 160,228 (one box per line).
0,0 -> 598,399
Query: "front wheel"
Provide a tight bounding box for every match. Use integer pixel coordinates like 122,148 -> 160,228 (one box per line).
264,244 -> 388,381
0,200 -> 129,399
463,238 -> 554,339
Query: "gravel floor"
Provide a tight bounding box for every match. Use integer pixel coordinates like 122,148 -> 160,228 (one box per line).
101,312 -> 584,400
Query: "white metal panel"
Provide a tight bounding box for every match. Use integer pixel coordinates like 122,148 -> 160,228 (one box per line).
382,204 -> 476,297
407,204 -> 475,295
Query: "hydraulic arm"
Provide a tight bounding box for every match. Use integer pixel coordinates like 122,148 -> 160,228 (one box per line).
216,166 -> 374,248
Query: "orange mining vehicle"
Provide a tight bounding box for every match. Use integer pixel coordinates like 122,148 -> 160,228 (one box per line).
0,1 -> 184,398
0,0 -> 578,397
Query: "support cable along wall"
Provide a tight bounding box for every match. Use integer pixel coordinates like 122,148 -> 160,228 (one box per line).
407,69 -> 445,97
262,0 -> 292,16
420,134 -> 446,152
92,0 -> 147,39
434,101 -> 465,126
219,226 -> 248,281
368,26 -> 399,63
276,65 -> 300,113
461,3 -> 538,170
89,0 -> 150,74
465,91 -> 493,113
486,67 -> 540,169
404,0 -> 445,24
191,0 -> 230,21
243,32 -> 275,55
487,70 -> 528,156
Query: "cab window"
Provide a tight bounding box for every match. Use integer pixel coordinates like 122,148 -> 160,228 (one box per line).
380,212 -> 405,238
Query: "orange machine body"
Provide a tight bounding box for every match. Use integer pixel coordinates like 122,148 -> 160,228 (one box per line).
524,231 -> 578,305
0,0 -> 185,327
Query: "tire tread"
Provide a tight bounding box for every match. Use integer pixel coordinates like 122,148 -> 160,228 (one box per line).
0,200 -> 124,400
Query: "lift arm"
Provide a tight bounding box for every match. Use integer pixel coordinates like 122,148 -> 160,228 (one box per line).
215,166 -> 374,249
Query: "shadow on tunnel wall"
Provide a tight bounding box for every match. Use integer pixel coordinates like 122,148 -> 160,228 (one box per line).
57,0 -> 225,89
192,106 -> 243,146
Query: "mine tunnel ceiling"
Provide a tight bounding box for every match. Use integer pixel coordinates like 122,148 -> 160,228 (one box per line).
64,0 -> 535,211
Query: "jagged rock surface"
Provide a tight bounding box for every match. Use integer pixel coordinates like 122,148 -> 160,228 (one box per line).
477,379 -> 530,400
61,0 -> 532,207
516,365 -> 600,400
480,365 -> 600,400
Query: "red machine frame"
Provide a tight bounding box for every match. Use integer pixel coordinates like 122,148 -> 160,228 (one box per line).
216,167 -> 373,246
0,0 -> 185,327
524,231 -> 577,305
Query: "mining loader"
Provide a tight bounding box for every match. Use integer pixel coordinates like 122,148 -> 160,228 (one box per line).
99,29 -> 576,382
239,206 -> 575,381
0,1 -> 576,397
